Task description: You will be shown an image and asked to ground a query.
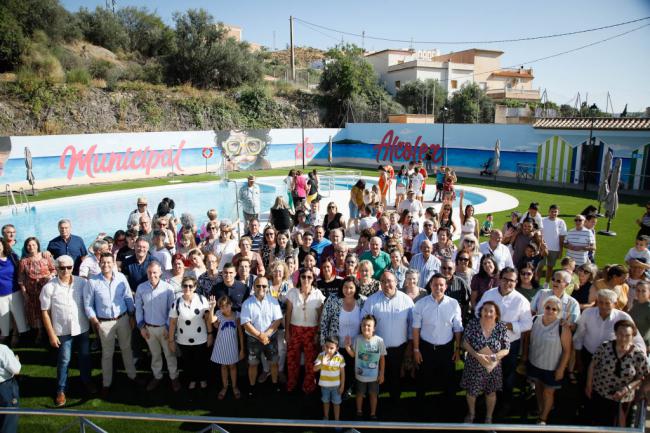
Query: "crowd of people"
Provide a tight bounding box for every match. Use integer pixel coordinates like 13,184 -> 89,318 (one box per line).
0,163 -> 650,432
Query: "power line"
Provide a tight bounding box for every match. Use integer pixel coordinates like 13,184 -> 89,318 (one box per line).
293,16 -> 650,45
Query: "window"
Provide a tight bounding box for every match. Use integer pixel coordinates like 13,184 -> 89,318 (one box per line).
451,80 -> 458,89
395,80 -> 401,89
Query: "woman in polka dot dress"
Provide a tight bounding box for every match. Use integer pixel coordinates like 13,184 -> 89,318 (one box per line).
209,295 -> 245,400
168,276 -> 213,390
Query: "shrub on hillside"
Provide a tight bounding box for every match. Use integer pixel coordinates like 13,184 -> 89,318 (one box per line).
19,32 -> 65,82
88,58 -> 112,79
0,5 -> 27,72
66,67 -> 90,85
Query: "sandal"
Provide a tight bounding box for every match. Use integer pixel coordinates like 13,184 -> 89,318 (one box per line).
232,387 -> 241,400
217,388 -> 228,400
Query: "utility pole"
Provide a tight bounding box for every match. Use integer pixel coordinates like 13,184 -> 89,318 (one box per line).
289,16 -> 296,81
362,30 -> 365,51
273,30 -> 276,51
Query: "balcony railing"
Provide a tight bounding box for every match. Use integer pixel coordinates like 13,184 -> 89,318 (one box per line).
486,88 -> 541,100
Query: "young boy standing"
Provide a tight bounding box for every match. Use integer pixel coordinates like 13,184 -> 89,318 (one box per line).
314,338 -> 346,421
345,315 -> 386,421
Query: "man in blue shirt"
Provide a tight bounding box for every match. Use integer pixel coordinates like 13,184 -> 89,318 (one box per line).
361,271 -> 413,406
121,238 -> 155,291
135,261 -> 179,392
47,219 -> 88,275
83,253 -> 138,397
310,225 -> 332,260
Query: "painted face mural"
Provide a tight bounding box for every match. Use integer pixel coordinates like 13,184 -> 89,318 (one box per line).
215,129 -> 272,171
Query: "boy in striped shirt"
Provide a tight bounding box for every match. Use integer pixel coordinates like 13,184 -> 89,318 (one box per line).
314,337 -> 345,421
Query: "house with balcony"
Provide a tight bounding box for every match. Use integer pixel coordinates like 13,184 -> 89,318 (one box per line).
365,48 -> 540,102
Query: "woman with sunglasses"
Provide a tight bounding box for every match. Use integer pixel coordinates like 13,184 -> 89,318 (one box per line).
586,320 -> 648,426
260,227 -> 278,270
322,202 -> 346,240
458,190 -> 479,245
168,276 -> 212,391
285,267 -> 325,394
153,216 -> 176,252
454,253 -> 475,287
342,253 -> 359,279
516,263 -> 540,303
437,204 -> 457,236
521,296 -> 572,425
457,234 -> 482,274
572,263 -> 598,311
198,222 -> 220,256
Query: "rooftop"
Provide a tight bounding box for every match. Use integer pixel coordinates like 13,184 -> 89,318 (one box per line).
490,68 -> 534,79
533,117 -> 650,130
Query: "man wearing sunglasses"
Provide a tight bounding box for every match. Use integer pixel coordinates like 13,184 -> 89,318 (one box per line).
41,255 -> 96,407
241,276 -> 283,398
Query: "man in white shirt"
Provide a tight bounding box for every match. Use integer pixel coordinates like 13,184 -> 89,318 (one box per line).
397,190 -> 424,220
359,205 -> 377,233
564,215 -> 595,266
239,175 -> 261,223
79,240 -> 109,279
126,197 -> 151,230
361,271 -> 414,405
412,273 -> 463,401
541,205 -> 567,281
573,289 -> 643,370
41,255 -> 96,407
479,229 -> 514,271
475,267 -> 532,410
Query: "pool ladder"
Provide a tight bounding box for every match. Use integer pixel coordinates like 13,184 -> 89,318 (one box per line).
4,184 -> 32,214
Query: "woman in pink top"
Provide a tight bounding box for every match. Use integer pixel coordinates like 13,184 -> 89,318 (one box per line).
293,171 -> 307,206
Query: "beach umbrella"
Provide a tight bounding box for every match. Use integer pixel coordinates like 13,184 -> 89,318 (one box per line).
328,135 -> 333,168
597,149 -> 612,215
600,157 -> 621,236
24,146 -> 35,195
493,139 -> 501,179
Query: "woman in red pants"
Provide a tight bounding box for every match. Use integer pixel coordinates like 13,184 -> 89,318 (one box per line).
285,267 -> 325,394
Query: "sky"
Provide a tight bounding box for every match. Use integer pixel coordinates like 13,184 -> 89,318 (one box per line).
60,0 -> 650,112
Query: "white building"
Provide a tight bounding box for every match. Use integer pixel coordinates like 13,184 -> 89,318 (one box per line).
365,48 -> 540,102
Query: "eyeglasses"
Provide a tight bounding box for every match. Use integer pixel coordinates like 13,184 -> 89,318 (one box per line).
552,278 -> 565,283
137,203 -> 147,206
265,232 -> 275,237
59,266 -> 73,270
441,266 -> 453,270
544,306 -> 559,312
300,275 -> 314,280
464,240 -> 475,244
520,272 -> 533,276
574,219 -> 584,222
209,227 -> 218,230
182,284 -> 195,289
424,223 -> 433,227
255,284 -> 268,288
501,277 -> 517,283
328,205 -> 336,209
457,258 -> 469,262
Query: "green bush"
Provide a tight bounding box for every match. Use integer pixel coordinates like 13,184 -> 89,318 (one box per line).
141,59 -> 164,84
0,5 -> 27,72
88,58 -> 112,79
65,67 -> 90,85
50,45 -> 84,71
104,66 -> 123,91
19,33 -> 65,82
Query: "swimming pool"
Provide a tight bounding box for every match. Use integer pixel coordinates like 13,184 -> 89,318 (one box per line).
0,176 -> 486,255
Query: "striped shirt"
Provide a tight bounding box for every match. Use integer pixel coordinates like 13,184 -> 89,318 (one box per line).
564,228 -> 594,265
315,352 -> 345,387
529,316 -> 563,371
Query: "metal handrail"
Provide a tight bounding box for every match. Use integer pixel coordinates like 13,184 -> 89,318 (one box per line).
4,184 -> 19,214
17,187 -> 31,210
318,169 -> 362,198
0,408 -> 644,433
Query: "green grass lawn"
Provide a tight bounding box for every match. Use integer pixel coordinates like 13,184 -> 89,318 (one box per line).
12,165 -> 647,432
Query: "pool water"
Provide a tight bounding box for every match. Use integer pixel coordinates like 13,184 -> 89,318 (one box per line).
0,176 -> 485,255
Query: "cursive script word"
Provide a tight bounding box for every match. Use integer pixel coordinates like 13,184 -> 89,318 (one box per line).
294,137 -> 314,159
59,141 -> 186,180
373,130 -> 443,164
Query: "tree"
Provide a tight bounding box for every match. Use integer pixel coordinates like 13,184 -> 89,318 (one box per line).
447,82 -> 494,123
116,7 -> 174,58
319,44 -> 401,125
76,7 -> 129,52
4,0 -> 79,42
165,9 -> 262,89
0,5 -> 26,72
394,79 -> 447,118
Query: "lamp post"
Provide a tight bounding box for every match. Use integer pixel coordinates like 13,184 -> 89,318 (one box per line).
441,106 -> 449,166
300,109 -> 306,170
